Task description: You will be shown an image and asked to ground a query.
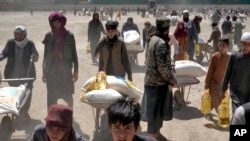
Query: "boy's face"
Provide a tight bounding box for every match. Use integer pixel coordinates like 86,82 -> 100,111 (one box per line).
53,20 -> 62,30
218,41 -> 228,54
110,121 -> 137,141
107,29 -> 116,39
144,23 -> 150,29
46,125 -> 67,141
241,41 -> 250,55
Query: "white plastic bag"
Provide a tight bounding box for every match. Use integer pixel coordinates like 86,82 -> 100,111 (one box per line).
123,30 -> 140,45
80,89 -> 123,103
82,75 -> 142,101
0,84 -> 26,115
174,60 -> 207,77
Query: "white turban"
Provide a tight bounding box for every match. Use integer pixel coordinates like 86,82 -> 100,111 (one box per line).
183,10 -> 189,14
241,32 -> 250,42
14,25 -> 27,34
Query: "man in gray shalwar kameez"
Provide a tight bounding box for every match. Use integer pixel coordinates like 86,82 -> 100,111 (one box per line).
182,10 -> 198,61
87,12 -> 105,63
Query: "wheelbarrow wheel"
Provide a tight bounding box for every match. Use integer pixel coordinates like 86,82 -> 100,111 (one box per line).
195,52 -> 204,64
0,116 -> 13,141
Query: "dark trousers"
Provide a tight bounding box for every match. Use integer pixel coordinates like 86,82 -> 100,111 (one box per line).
46,73 -> 74,110
141,84 -> 173,133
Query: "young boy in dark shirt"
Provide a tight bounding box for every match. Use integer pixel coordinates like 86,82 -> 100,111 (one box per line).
222,32 -> 250,113
106,98 -> 156,141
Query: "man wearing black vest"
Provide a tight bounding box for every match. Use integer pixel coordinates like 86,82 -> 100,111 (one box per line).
0,25 -> 39,122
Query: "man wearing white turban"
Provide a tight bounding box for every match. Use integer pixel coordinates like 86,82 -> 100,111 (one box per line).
182,9 -> 198,61
0,25 -> 39,122
222,32 -> 250,113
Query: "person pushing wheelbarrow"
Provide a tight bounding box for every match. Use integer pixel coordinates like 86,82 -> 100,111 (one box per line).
0,25 -> 39,123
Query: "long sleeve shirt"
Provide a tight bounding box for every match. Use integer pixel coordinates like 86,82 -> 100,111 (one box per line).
205,52 -> 230,89
222,52 -> 250,105
97,36 -> 132,81
144,35 -> 175,86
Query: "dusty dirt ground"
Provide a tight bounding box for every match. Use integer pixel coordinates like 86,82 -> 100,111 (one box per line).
0,10 -> 249,141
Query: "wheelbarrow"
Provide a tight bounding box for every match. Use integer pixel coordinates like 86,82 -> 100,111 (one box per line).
173,76 -> 200,110
82,101 -> 113,141
0,78 -> 34,141
126,44 -> 144,65
195,42 -> 212,64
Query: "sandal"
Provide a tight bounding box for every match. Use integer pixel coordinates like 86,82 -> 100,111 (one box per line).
204,114 -> 214,121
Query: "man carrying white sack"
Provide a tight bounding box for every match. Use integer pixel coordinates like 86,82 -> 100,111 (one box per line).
222,32 -> 250,113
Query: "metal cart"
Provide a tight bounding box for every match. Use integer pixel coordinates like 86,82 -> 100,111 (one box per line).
126,44 -> 144,65
173,76 -> 200,110
0,78 -> 34,141
83,101 -> 113,141
195,43 -> 212,64
85,102 -> 112,130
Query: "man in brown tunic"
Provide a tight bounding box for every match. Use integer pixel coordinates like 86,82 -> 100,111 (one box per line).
204,38 -> 230,120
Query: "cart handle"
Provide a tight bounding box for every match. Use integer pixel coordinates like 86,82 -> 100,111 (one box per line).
1,78 -> 35,82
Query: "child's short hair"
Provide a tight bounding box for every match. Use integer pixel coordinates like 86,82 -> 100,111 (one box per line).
211,22 -> 217,27
219,37 -> 229,46
106,98 -> 141,129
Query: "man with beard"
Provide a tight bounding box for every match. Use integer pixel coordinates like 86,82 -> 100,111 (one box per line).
142,17 -> 176,141
182,10 -> 198,61
87,12 -> 105,64
0,25 -> 39,122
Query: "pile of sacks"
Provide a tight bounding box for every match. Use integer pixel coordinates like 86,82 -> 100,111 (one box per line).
80,71 -> 142,105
